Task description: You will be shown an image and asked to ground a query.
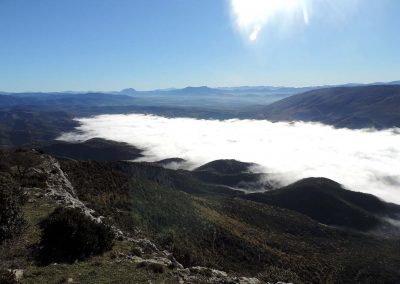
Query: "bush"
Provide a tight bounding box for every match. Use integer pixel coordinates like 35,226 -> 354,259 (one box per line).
136,261 -> 165,274
39,207 -> 114,263
257,266 -> 304,284
0,173 -> 26,243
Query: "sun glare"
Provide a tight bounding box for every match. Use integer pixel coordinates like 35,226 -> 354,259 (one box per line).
230,0 -> 309,41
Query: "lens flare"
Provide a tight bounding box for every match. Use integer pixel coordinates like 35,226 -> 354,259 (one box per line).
230,0 -> 310,41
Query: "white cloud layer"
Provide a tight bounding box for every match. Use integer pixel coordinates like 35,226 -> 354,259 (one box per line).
59,114 -> 400,204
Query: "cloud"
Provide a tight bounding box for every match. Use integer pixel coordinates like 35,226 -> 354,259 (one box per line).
59,114 -> 400,204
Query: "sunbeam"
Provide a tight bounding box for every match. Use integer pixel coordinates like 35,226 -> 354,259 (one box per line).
230,0 -> 310,41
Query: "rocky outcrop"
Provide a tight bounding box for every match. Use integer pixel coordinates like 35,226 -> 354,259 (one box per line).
173,266 -> 262,283
40,155 -> 102,222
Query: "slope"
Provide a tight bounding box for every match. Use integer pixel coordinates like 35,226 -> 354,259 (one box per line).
258,85 -> 400,129
243,177 -> 400,232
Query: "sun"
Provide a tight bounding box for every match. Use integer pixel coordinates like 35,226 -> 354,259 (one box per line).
230,0 -> 309,41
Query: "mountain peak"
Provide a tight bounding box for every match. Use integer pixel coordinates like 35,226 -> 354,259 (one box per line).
120,88 -> 137,94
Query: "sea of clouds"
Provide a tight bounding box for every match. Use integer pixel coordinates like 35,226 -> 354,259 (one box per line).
58,114 -> 400,203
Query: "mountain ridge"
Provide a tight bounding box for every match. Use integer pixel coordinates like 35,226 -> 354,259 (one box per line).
257,85 -> 400,129
243,177 -> 400,233
3,79 -> 399,95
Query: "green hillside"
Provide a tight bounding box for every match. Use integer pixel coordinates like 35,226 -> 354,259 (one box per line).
1,150 -> 400,283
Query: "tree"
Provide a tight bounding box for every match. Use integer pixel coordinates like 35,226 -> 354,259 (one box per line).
0,173 -> 26,243
9,149 -> 41,182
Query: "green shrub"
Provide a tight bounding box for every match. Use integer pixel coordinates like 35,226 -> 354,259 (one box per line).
0,173 -> 26,243
39,207 -> 114,263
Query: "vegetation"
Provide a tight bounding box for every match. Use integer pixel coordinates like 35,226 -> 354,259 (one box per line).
41,138 -> 142,161
59,159 -> 400,283
194,159 -> 255,174
1,150 -> 400,283
58,160 -> 135,232
0,173 -> 26,243
0,186 -> 179,283
243,177 -> 400,232
257,266 -> 304,284
0,149 -> 47,188
0,108 -> 77,147
39,207 -> 115,263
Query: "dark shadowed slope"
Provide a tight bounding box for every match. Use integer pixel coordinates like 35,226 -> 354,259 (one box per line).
195,159 -> 256,174
193,159 -> 273,191
257,85 -> 400,129
243,177 -> 400,232
0,92 -> 137,107
41,138 -> 142,161
0,108 -> 78,147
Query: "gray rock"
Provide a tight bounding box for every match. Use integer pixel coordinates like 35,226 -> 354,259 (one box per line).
10,269 -> 24,281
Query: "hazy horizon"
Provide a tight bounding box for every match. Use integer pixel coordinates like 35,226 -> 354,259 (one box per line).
1,79 -> 400,94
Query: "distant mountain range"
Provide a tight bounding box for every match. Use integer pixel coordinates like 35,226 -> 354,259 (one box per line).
2,80 -> 399,97
1,83 -> 400,147
116,80 -> 398,95
113,80 -> 400,97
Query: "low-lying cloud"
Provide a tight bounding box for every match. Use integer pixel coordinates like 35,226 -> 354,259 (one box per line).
59,114 -> 400,204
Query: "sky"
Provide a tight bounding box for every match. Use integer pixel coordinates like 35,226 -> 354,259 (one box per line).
0,0 -> 399,92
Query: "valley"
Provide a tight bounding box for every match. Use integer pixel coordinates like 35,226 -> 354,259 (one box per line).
1,149 -> 400,283
1,84 -> 400,283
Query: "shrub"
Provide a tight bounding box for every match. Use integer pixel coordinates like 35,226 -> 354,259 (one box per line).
257,266 -> 304,284
0,173 -> 26,243
39,207 -> 114,263
136,261 -> 165,274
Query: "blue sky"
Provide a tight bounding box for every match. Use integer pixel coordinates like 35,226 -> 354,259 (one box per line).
0,0 -> 399,92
